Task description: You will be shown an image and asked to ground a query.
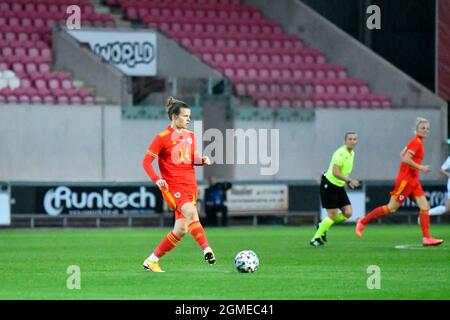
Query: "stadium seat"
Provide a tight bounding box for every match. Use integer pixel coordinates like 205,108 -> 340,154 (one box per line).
7,76 -> 20,90
6,93 -> 18,103
101,0 -> 392,110
0,0 -> 104,104
83,95 -> 95,104
20,78 -> 31,89
69,95 -> 83,105
0,78 -> 8,90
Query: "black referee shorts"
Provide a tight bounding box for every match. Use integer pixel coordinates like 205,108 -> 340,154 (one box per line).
320,175 -> 351,209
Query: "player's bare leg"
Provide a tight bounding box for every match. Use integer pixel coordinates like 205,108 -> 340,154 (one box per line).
415,196 -> 444,246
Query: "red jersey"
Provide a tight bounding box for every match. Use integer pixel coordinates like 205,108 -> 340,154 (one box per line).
143,126 -> 203,190
396,135 -> 424,184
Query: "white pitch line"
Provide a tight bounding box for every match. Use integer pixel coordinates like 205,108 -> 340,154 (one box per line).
394,244 -> 426,250
395,244 -> 448,250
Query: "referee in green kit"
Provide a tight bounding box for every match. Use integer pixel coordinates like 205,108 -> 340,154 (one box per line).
310,132 -> 360,246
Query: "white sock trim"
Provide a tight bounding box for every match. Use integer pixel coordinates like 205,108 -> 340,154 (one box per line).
203,247 -> 212,255
148,253 -> 159,262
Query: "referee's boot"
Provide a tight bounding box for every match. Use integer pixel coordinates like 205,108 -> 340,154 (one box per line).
310,238 -> 324,247
315,223 -> 327,243
204,248 -> 216,265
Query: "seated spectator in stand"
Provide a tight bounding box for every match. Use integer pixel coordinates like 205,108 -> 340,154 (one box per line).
204,176 -> 232,227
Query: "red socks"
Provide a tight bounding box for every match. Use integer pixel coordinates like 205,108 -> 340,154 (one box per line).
152,221 -> 209,259
361,205 -> 389,224
419,210 -> 431,238
363,207 -> 432,238
154,231 -> 181,259
188,220 -> 209,250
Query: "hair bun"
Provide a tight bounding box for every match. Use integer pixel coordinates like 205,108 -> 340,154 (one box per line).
166,96 -> 189,120
166,96 -> 174,112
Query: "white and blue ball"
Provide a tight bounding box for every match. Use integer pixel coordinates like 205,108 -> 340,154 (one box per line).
234,250 -> 259,273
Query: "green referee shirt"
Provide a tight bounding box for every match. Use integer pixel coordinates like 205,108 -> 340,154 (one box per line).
324,145 -> 355,187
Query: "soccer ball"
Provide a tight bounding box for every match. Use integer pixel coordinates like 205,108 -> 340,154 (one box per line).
234,250 -> 259,273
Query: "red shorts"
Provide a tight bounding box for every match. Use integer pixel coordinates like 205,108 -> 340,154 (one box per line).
161,186 -> 198,220
390,179 -> 424,204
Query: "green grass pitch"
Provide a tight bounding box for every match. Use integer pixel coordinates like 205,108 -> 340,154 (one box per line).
0,225 -> 448,299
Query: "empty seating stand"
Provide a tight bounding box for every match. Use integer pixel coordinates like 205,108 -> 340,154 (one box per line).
0,0 -> 115,105
113,0 -> 391,109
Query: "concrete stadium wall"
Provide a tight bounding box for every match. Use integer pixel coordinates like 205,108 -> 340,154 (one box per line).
102,107 -> 192,181
234,108 -> 445,181
52,27 -> 223,107
0,104 -> 445,182
243,0 -> 446,109
52,26 -> 130,106
0,104 -> 103,181
0,104 -> 201,182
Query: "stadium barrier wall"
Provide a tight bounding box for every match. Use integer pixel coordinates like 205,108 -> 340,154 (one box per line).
233,108 -> 445,181
0,104 -> 445,182
9,182 -> 163,215
0,104 -> 174,182
243,0 -> 447,109
0,182 -> 10,226
2,180 -> 448,228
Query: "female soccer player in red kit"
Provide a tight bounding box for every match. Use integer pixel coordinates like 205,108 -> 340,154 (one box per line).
142,97 -> 215,272
356,117 -> 444,246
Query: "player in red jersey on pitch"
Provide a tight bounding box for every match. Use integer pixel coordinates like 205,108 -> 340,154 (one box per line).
355,117 -> 443,246
142,97 -> 215,272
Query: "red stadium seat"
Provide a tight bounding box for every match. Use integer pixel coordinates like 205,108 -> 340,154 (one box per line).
83,95 -> 95,104
78,88 -> 93,98
0,0 -> 390,107
70,95 -> 83,104
6,93 -> 18,103
20,78 -> 32,89
30,94 -> 42,104
48,78 -> 60,90
57,95 -> 70,104
61,79 -> 73,90
38,63 -> 50,73
12,62 -> 25,74
42,94 -> 54,104
2,47 -> 13,57
35,78 -> 47,90
257,98 -> 269,108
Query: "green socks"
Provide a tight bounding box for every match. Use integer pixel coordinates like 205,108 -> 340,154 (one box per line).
334,213 -> 348,224
312,217 -> 334,240
312,213 -> 348,240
